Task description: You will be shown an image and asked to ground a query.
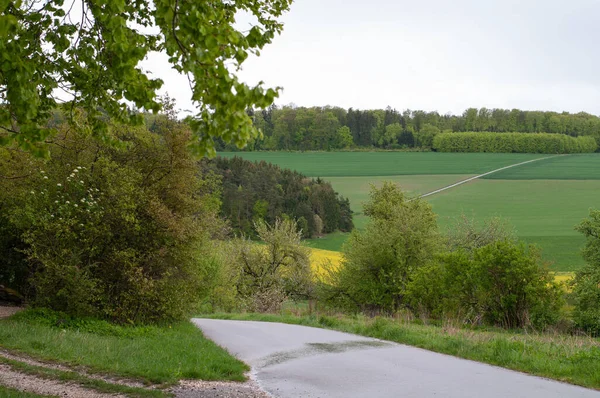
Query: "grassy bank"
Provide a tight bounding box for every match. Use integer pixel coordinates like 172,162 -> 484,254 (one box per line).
0,310 -> 248,385
203,312 -> 600,390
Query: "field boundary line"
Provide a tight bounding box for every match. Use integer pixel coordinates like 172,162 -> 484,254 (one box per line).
417,155 -> 567,200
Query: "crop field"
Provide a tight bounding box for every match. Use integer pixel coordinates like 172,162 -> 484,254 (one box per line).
219,152 -> 600,272
219,152 -> 545,177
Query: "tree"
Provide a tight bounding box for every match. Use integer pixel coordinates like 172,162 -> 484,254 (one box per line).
0,0 -> 291,156
571,210 -> 600,335
322,182 -> 440,314
379,123 -> 402,147
232,219 -> 312,312
414,123 -> 440,148
5,112 -> 224,322
334,126 -> 354,149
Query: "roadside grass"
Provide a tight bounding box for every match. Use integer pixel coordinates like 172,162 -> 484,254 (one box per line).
204,312 -> 600,390
0,310 -> 248,385
0,356 -> 167,398
218,152 -> 545,177
0,386 -> 52,398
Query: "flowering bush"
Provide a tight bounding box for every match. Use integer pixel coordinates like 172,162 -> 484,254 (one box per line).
5,115 -> 223,323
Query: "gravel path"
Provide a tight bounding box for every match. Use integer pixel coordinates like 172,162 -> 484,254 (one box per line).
0,364 -> 125,398
0,306 -> 23,319
173,380 -> 271,398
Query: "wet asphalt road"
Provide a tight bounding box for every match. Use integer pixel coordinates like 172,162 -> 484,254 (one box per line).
192,319 -> 600,398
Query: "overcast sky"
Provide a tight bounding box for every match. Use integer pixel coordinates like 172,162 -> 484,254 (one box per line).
144,0 -> 600,115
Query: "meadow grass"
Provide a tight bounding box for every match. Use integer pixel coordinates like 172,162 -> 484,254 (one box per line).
218,152 -> 544,177
484,153 -> 600,180
305,231 -> 350,252
204,312 -> 600,390
0,312 -> 248,385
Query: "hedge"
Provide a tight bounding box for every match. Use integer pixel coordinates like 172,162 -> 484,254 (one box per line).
433,132 -> 597,154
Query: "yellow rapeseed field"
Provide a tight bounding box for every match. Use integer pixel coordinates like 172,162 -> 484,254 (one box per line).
310,248 -> 343,280
309,247 -> 576,286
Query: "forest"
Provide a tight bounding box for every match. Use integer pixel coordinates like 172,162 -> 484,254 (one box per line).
216,106 -> 600,152
201,156 -> 353,238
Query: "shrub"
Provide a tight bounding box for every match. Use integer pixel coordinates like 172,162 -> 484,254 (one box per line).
408,241 -> 563,329
321,182 -> 440,315
5,114 -> 223,323
0,148 -> 40,293
231,219 -> 313,312
571,210 -> 600,335
446,215 -> 517,252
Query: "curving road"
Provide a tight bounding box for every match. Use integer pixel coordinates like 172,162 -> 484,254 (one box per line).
193,319 -> 599,398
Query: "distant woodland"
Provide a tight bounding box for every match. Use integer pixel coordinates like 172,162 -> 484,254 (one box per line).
201,156 -> 354,238
215,106 -> 600,152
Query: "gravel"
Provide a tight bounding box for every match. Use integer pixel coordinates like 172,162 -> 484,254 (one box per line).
0,364 -> 125,398
0,306 -> 23,319
172,379 -> 271,398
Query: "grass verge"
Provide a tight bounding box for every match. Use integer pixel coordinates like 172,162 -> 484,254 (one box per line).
0,309 -> 248,385
0,356 -> 167,398
203,312 -> 600,390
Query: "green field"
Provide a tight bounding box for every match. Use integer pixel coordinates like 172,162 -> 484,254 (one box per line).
428,179 -> 599,271
218,151 -> 600,271
484,154 -> 600,180
325,175 -> 474,229
219,152 -> 545,177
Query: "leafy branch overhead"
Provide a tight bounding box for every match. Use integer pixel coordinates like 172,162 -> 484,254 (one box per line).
0,0 -> 290,156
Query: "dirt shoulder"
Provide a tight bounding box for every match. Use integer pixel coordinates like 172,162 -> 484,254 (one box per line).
0,306 -> 23,319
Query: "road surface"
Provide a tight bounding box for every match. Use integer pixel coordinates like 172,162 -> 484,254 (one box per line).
192,319 -> 599,398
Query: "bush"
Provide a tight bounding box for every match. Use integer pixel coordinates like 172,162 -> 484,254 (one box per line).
446,215 -> 517,252
571,210 -> 600,335
320,182 -> 440,315
433,132 -> 597,154
0,148 -> 40,293
408,241 -> 563,329
231,219 -> 313,312
5,114 -> 223,323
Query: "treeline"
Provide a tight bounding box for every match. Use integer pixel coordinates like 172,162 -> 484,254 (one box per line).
433,132 -> 597,154
215,106 -> 600,151
201,156 -> 353,238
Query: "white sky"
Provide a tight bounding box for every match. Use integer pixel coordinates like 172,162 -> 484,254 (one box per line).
143,0 -> 600,115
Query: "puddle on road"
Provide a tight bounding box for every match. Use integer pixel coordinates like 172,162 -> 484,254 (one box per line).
259,340 -> 391,368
